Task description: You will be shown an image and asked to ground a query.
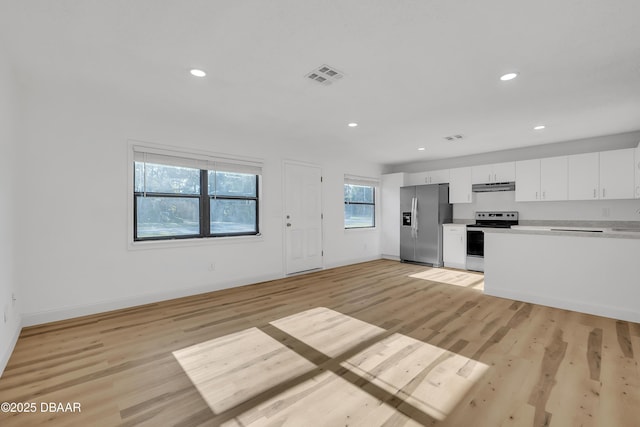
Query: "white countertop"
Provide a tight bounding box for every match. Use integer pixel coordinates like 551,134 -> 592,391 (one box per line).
486,225 -> 640,239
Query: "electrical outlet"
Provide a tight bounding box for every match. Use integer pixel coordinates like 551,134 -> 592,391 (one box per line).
208,263 -> 216,272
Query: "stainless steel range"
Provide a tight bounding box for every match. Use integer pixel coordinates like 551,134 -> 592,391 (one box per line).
466,211 -> 518,272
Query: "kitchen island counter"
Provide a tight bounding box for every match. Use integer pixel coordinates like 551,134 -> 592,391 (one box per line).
483,228 -> 640,323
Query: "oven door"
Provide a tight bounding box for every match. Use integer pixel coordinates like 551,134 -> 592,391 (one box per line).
466,228 -> 484,257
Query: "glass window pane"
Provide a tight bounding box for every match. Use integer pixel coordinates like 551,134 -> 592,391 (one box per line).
136,197 -> 200,238
134,162 -> 200,194
208,171 -> 257,197
345,204 -> 374,228
344,184 -> 374,203
210,199 -> 257,234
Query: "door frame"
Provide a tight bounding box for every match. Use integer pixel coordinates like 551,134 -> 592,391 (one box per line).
282,159 -> 324,275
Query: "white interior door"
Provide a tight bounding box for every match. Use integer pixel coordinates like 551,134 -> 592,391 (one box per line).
284,162 -> 323,274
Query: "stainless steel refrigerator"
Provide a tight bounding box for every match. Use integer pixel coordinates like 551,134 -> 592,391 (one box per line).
400,184 -> 452,267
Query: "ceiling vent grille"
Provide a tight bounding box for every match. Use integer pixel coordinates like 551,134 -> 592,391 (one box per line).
444,134 -> 463,141
305,64 -> 345,85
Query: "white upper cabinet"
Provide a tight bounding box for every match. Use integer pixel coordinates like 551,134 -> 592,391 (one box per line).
405,169 -> 450,186
425,169 -> 450,184
515,159 -> 540,201
449,167 -> 472,203
635,143 -> 640,198
471,162 -> 515,184
516,156 -> 568,202
568,149 -> 635,200
568,152 -> 600,200
599,148 -> 635,200
493,162 -> 516,182
540,156 -> 568,201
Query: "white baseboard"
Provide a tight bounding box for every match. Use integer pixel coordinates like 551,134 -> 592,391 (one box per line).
21,273 -> 283,327
324,255 -> 382,270
0,318 -> 22,378
381,254 -> 400,261
484,287 -> 640,323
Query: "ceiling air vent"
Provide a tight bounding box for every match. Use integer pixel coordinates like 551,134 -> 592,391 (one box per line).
444,134 -> 463,141
305,64 -> 345,85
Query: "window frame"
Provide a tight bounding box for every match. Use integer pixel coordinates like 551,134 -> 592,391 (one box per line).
343,177 -> 378,230
129,141 -> 262,247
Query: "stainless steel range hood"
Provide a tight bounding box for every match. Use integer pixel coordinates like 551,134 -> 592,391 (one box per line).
472,182 -> 516,192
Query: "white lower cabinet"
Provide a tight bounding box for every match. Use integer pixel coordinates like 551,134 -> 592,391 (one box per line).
443,224 -> 467,269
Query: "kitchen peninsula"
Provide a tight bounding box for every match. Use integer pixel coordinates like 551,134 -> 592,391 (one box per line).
483,227 -> 640,322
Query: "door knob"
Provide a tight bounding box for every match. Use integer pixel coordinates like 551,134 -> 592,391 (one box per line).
286,223 -> 292,227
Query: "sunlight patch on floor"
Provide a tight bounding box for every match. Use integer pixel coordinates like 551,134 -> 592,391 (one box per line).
172,327 -> 317,413
173,308 -> 488,426
410,268 -> 484,290
270,306 -> 385,357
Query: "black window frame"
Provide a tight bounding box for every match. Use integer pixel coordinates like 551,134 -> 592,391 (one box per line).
344,183 -> 376,229
134,166 -> 260,241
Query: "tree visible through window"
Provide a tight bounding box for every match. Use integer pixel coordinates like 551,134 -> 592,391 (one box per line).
133,154 -> 260,241
344,183 -> 375,228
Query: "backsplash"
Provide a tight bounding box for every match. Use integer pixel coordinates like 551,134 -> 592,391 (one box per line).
453,191 -> 640,222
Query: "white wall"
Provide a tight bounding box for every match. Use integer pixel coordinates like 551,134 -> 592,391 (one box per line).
386,132 -> 640,223
386,131 -> 640,174
0,52 -> 21,375
454,190 -> 640,222
15,77 -> 381,326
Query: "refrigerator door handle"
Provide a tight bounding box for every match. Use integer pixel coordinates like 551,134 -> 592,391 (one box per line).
411,197 -> 418,238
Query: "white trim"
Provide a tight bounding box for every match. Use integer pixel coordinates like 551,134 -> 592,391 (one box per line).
282,159 -> 324,275
0,318 -> 22,378
21,272 -> 283,327
324,255 -> 382,270
126,139 -> 264,250
483,287 -> 640,323
344,174 -> 380,186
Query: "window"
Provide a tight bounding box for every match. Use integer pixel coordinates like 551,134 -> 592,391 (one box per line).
133,146 -> 261,241
344,175 -> 378,229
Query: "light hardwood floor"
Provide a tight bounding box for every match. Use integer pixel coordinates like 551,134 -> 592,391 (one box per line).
1,259 -> 638,426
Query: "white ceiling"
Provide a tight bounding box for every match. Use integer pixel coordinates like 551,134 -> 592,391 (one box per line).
2,1 -> 639,166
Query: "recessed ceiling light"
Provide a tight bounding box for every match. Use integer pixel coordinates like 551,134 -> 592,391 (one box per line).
189,69 -> 207,77
533,125 -> 546,130
500,72 -> 519,81
348,123 -> 358,127
418,147 -> 426,151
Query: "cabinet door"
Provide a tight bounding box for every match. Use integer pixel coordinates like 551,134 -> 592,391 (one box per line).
427,169 -> 450,184
600,148 -> 635,200
515,159 -> 540,201
443,225 -> 466,269
568,152 -> 599,200
449,167 -> 472,203
540,156 -> 568,201
471,164 -> 493,184
493,162 -> 516,182
635,144 -> 640,198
